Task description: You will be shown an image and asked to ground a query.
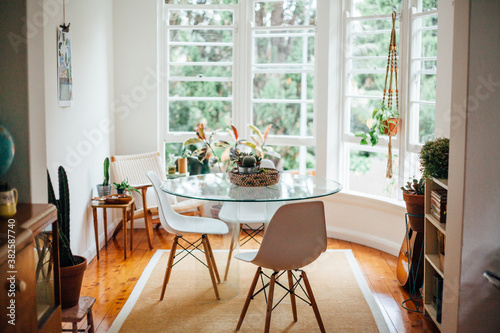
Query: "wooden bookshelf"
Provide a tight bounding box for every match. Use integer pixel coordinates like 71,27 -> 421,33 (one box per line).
423,178 -> 448,330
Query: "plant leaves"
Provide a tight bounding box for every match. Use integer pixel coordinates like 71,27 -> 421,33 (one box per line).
248,124 -> 263,143
263,124 -> 272,142
183,137 -> 203,146
231,125 -> 239,140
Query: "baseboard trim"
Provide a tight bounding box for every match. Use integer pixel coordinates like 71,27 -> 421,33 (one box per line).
327,225 -> 400,256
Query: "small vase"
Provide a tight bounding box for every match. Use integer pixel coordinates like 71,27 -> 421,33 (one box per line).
177,158 -> 188,174
96,184 -> 112,197
116,188 -> 125,195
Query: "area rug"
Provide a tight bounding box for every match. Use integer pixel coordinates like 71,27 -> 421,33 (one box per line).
108,249 -> 389,332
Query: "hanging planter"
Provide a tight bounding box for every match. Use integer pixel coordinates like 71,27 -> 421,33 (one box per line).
354,11 -> 400,178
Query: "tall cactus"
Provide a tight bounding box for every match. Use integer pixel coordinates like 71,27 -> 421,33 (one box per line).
48,166 -> 76,267
103,157 -> 110,186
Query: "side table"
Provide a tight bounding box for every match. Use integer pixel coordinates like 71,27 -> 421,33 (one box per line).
91,197 -> 135,260
62,296 -> 96,333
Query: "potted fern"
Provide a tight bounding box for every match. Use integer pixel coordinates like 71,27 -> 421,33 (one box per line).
48,166 -> 87,308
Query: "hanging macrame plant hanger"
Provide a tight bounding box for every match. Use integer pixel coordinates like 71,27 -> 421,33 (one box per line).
383,11 -> 399,178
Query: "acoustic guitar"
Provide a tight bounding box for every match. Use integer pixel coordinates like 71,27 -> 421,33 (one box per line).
396,226 -> 424,290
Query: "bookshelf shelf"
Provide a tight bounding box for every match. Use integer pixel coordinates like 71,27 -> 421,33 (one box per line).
423,177 -> 448,331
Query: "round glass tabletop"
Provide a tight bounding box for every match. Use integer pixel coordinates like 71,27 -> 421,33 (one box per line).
160,173 -> 342,202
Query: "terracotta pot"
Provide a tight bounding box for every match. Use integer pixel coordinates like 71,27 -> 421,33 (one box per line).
383,117 -> 399,136
177,158 -> 188,174
60,256 -> 87,308
402,192 -> 424,233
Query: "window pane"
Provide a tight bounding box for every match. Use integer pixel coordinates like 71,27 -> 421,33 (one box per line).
421,28 -> 438,57
348,98 -> 381,134
414,103 -> 435,144
351,0 -> 401,17
265,145 -> 316,172
170,29 -> 233,43
350,58 -> 388,70
253,73 -> 313,100
166,0 -> 238,4
169,65 -> 232,77
253,103 -> 313,136
169,101 -> 232,131
169,81 -> 232,97
254,1 -> 316,27
421,0 -> 438,11
254,31 -> 315,64
348,19 -> 399,57
347,73 -> 386,96
168,9 -> 233,26
169,45 -> 233,63
348,145 -> 399,199
419,74 -> 436,101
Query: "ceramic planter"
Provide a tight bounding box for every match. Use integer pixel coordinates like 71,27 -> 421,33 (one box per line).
60,255 -> 87,308
383,117 -> 400,136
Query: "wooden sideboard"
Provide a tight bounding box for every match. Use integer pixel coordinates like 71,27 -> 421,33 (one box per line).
0,204 -> 62,333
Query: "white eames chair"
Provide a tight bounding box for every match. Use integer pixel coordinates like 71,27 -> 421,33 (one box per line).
235,201 -> 327,333
218,159 -> 283,280
147,171 -> 229,300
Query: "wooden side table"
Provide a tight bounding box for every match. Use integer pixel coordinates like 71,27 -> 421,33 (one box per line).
62,296 -> 96,333
91,197 -> 135,260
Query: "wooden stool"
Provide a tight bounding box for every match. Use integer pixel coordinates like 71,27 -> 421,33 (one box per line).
62,296 -> 96,333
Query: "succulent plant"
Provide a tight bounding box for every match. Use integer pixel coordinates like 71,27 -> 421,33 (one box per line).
401,178 -> 425,195
103,157 -> 110,186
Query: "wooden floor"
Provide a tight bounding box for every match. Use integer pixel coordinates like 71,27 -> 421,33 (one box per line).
72,227 -> 439,333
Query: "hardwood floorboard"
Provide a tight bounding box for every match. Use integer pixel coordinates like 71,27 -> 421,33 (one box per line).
78,228 -> 439,333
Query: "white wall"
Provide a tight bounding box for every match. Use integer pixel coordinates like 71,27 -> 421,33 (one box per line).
457,0 -> 500,330
112,0 -> 159,155
44,0 -> 115,261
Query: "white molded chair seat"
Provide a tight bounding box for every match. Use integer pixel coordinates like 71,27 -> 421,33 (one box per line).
147,171 -> 229,300
111,152 -> 205,250
235,201 -> 327,332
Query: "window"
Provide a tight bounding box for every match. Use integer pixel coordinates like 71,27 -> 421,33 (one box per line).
341,0 -> 438,200
161,0 -> 317,174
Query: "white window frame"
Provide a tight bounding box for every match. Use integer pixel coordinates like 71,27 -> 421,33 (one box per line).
339,0 -> 439,201
159,0 -> 323,174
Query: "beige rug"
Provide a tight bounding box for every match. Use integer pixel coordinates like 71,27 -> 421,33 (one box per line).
108,250 -> 389,332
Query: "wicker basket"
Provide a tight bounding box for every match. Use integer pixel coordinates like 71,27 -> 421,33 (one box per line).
228,167 -> 280,187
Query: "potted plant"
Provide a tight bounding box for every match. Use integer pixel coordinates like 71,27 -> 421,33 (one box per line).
354,103 -> 400,146
419,137 -> 450,180
177,149 -> 191,174
401,178 -> 425,233
113,179 -> 141,195
48,166 -> 87,308
96,157 -> 112,197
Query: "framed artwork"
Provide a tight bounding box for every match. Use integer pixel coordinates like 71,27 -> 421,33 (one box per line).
57,27 -> 73,106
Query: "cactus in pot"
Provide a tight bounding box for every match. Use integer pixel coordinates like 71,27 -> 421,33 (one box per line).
97,157 -> 112,197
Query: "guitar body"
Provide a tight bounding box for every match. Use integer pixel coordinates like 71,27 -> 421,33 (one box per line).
396,227 -> 424,290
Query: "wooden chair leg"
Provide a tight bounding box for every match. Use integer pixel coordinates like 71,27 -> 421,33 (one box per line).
87,307 -> 95,333
122,207 -> 127,260
287,270 -> 297,322
204,235 -> 220,283
236,267 -> 262,331
202,235 -> 220,300
198,204 -> 205,217
103,208 -> 108,247
92,207 -> 99,260
302,271 -> 325,333
224,228 -> 237,281
129,204 -> 135,251
264,272 -> 277,333
141,187 -> 154,250
72,322 -> 77,333
160,236 -> 179,300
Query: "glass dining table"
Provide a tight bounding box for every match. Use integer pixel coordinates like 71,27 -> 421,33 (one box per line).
159,172 -> 343,302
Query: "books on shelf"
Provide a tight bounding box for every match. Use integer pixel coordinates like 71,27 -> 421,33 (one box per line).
430,189 -> 447,223
432,274 -> 444,323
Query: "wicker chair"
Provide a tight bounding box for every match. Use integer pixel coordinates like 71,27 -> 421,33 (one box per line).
111,152 -> 205,250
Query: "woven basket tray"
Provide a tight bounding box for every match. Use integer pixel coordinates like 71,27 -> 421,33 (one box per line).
228,167 -> 280,187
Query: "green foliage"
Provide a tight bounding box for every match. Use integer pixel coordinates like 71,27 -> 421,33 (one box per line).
113,179 -> 141,195
103,157 -> 110,186
420,137 -> 449,179
349,151 -> 372,174
354,102 -> 399,146
48,166 -> 76,267
401,178 -> 425,195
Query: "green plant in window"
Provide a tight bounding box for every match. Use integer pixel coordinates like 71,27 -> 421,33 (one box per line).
354,102 -> 399,146
419,137 -> 449,179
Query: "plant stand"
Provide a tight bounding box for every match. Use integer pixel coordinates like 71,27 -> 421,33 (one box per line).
401,212 -> 424,314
